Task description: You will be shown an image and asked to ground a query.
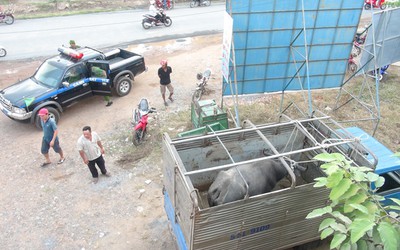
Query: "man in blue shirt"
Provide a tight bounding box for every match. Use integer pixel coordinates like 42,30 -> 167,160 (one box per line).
38,108 -> 65,167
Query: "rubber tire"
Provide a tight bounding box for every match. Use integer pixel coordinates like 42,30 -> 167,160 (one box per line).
205,0 -> 211,6
193,89 -> 203,102
5,15 -> 14,25
132,128 -> 146,146
164,17 -> 172,27
380,3 -> 387,10
142,21 -> 151,29
348,62 -> 357,73
364,4 -> 371,10
34,107 -> 60,129
114,76 -> 132,97
351,46 -> 361,57
190,1 -> 197,8
0,48 -> 6,57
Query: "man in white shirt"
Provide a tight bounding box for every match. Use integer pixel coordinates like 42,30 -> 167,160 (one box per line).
77,126 -> 111,184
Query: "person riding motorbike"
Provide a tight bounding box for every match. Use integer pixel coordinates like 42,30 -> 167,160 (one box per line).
149,0 -> 162,23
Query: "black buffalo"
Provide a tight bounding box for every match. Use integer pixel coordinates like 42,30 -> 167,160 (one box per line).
207,159 -> 288,207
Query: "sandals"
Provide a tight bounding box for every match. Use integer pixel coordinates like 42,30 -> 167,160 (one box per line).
41,162 -> 51,167
57,158 -> 66,164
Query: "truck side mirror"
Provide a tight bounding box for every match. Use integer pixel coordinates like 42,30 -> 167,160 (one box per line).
62,81 -> 70,88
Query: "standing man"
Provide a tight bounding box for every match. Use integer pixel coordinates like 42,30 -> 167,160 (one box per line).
77,126 -> 111,184
158,59 -> 174,106
38,108 -> 65,167
91,65 -> 113,107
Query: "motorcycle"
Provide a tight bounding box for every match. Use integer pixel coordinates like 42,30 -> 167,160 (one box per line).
364,0 -> 387,10
132,98 -> 156,146
367,65 -> 389,81
0,7 -> 15,25
190,0 -> 211,8
142,9 -> 172,29
0,45 -> 6,57
192,69 -> 211,101
156,0 -> 174,10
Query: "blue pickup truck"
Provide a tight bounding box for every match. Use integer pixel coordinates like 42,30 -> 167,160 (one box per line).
0,47 -> 146,128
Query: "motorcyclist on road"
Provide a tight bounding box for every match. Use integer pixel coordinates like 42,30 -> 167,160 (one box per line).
149,0 -> 162,23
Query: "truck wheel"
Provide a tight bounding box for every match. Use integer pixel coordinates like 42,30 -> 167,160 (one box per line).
114,76 -> 132,97
34,107 -> 60,129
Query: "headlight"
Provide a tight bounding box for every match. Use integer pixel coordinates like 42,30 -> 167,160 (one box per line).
12,106 -> 27,114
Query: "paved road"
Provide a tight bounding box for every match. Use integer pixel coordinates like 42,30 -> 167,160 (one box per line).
0,3 -> 225,60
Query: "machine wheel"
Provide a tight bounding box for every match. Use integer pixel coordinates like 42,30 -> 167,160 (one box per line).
364,3 -> 371,10
164,17 -> 172,27
380,3 -> 387,10
190,1 -> 197,8
132,128 -> 146,146
0,48 -> 6,57
348,62 -> 357,73
142,21 -> 151,29
5,15 -> 14,25
204,0 -> 211,6
114,76 -> 132,97
193,89 -> 202,102
34,107 -> 60,129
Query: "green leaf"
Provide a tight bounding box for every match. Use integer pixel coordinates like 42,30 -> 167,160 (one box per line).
340,241 -> 351,250
366,172 -> 379,182
349,219 -> 375,243
321,162 -> 341,175
347,192 -> 368,204
315,153 -> 345,162
352,171 -> 367,182
319,218 -> 336,231
377,221 -> 400,250
349,204 -> 369,214
385,206 -> 400,213
331,233 -> 347,249
356,239 -> 368,250
313,177 -> 328,187
321,227 -> 334,240
306,206 -> 332,219
331,222 -> 347,234
331,212 -> 352,225
373,176 -> 385,189
340,184 -> 360,200
392,152 -> 400,157
327,171 -> 345,188
330,178 -> 352,200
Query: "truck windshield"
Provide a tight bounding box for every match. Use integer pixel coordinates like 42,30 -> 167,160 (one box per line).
33,60 -> 66,88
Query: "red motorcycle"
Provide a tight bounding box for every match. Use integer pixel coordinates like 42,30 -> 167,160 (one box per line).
0,7 -> 15,25
348,54 -> 358,73
364,0 -> 387,10
132,98 -> 156,146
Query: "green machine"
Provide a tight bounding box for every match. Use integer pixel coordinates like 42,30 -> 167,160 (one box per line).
178,99 -> 228,138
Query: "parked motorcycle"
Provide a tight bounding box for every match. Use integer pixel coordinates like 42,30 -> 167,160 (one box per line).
364,0 -> 387,10
132,98 -> 156,146
0,7 -> 15,25
0,45 -> 6,57
367,65 -> 389,81
192,69 -> 211,101
142,9 -> 172,29
156,0 -> 174,10
190,0 -> 211,8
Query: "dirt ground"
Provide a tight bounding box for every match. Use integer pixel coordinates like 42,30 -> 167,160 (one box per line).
0,34 -> 223,249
